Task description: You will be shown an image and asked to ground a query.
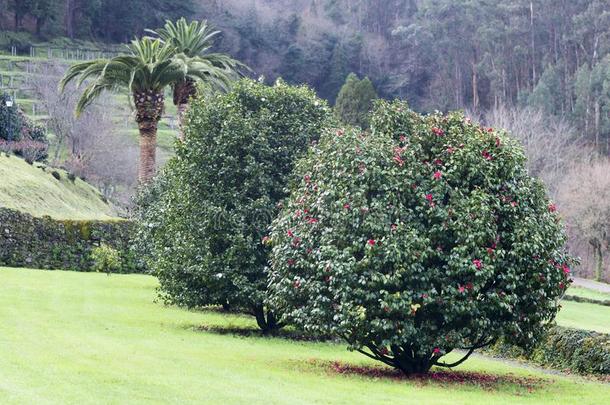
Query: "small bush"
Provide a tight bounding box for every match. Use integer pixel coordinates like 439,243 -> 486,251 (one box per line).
51,171 -> 61,180
268,101 -> 575,374
91,244 -> 121,275
67,172 -> 76,182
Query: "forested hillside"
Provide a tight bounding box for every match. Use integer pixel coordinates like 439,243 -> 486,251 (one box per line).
1,0 -> 608,151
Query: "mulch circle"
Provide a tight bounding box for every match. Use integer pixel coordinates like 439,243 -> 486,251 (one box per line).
313,360 -> 547,392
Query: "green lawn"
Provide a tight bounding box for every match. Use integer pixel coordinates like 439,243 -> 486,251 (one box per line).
0,154 -> 118,220
555,300 -> 610,333
566,286 -> 610,301
0,267 -> 607,405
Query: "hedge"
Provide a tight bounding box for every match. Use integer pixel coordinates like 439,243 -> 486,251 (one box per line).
485,326 -> 610,375
0,208 -> 144,273
563,295 -> 610,307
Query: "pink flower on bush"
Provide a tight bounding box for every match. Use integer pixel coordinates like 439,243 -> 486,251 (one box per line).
344,203 -> 350,209
425,194 -> 433,202
458,285 -> 466,293
548,203 -> 557,212
262,236 -> 271,245
287,229 -> 294,237
391,224 -> 398,231
562,264 -> 570,275
487,127 -> 494,133
367,239 -> 376,246
473,259 -> 483,270
431,127 -> 445,136
287,259 -> 295,266
433,347 -> 441,355
434,159 -> 443,165
482,150 -> 493,160
304,175 -> 311,183
495,137 -> 501,147
307,217 -> 319,224
399,135 -> 406,142
433,171 -> 442,180
393,155 -> 404,166
446,146 -> 455,154
293,278 -> 301,288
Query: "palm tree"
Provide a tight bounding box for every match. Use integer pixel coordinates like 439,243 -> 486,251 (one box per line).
60,37 -> 215,183
146,18 -> 246,139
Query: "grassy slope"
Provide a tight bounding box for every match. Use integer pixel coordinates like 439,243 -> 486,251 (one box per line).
0,154 -> 118,220
0,268 -> 607,405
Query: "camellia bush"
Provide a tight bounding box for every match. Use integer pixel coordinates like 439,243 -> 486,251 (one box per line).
267,99 -> 575,374
138,78 -> 333,332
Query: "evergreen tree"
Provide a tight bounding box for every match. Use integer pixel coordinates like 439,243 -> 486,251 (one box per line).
334,73 -> 377,129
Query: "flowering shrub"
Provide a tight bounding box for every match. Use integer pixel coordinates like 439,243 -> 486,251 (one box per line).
138,79 -> 333,331
268,100 -> 575,374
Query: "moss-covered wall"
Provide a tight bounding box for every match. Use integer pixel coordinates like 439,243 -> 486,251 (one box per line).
0,208 -> 145,273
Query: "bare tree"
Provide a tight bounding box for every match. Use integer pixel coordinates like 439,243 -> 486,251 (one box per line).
558,160 -> 610,281
25,62 -> 138,206
472,105 -> 593,197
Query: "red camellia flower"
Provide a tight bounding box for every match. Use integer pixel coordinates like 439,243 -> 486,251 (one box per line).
304,174 -> 311,183
307,217 -> 319,224
433,171 -> 442,180
473,259 -> 483,270
293,278 -> 301,288
425,194 -> 433,202
391,224 -> 398,231
458,285 -> 466,293
367,239 -> 376,246
287,229 -> 294,238
487,127 -> 494,133
562,264 -> 571,275
434,159 -> 443,165
399,135 -> 406,142
495,137 -> 501,147
482,150 -> 493,160
288,259 -> 295,266
433,347 -> 441,355
431,127 -> 445,136
344,203 -> 350,209
548,203 -> 557,212
446,146 -> 455,154
393,155 -> 404,166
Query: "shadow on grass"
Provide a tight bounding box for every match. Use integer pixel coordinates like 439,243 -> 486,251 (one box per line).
308,360 -> 547,393
194,324 -> 336,342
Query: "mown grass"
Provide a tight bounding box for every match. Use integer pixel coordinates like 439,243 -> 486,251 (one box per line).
567,286 -> 610,301
0,267 -> 607,405
0,154 -> 118,220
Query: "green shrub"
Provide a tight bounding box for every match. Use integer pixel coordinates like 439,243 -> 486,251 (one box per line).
138,79 -> 333,332
51,170 -> 61,180
267,101 -> 575,374
334,73 -> 377,129
0,93 -> 22,142
91,244 -> 121,275
486,326 -> 610,375
0,208 -> 144,273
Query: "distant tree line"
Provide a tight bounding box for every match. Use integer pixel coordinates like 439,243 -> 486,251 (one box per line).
0,0 -> 194,42
1,0 -> 608,151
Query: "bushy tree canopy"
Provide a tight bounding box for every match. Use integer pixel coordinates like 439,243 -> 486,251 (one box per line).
268,100 -> 575,373
138,79 -> 333,331
334,73 -> 377,129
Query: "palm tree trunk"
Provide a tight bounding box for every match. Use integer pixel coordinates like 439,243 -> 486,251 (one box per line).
177,103 -> 188,141
134,90 -> 164,184
138,121 -> 158,183
173,78 -> 197,141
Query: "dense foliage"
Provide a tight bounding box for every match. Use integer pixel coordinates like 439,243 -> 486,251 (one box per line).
138,79 -> 333,331
486,326 -> 610,375
268,101 -> 575,374
334,73 -> 377,129
0,208 -> 143,273
0,92 -> 48,162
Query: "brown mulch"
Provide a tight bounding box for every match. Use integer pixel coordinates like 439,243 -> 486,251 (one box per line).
311,360 -> 547,392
